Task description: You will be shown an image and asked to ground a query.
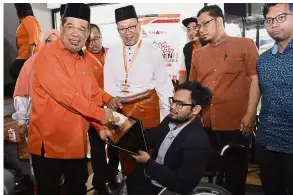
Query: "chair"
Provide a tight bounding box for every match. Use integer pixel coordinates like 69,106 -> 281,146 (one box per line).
158,183 -> 232,195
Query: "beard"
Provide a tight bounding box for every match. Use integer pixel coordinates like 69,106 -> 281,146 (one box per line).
169,110 -> 193,124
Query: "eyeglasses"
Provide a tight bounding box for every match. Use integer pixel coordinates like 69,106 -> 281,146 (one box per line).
87,36 -> 102,44
64,24 -> 87,36
117,24 -> 138,34
169,97 -> 195,110
264,13 -> 293,27
197,18 -> 215,30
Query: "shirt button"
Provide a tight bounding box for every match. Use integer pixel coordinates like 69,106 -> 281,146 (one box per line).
211,104 -> 213,106
212,81 -> 215,83
214,69 -> 217,72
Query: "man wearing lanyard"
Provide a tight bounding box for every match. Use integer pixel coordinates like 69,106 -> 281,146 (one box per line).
104,5 -> 174,176
86,23 -> 119,194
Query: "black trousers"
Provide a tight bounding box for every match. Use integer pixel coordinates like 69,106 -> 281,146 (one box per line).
88,126 -> 119,188
31,154 -> 88,195
10,59 -> 26,81
257,144 -> 293,195
205,128 -> 250,195
126,166 -> 163,195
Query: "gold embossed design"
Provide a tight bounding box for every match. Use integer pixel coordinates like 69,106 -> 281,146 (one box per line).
110,118 -> 136,144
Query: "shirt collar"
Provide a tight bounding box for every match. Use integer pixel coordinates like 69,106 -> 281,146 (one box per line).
271,38 -> 293,55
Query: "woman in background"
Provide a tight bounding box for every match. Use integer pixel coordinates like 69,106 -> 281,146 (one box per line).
10,3 -> 41,80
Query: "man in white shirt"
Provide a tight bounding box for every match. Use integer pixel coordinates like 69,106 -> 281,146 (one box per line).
104,5 -> 174,176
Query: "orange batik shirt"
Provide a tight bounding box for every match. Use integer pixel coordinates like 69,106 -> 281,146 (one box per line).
86,47 -> 108,89
28,39 -> 112,159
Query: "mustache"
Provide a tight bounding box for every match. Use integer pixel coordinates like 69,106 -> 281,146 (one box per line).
170,108 -> 178,114
68,37 -> 80,42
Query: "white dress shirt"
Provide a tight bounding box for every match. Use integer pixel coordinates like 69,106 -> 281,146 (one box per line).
104,39 -> 174,120
12,96 -> 31,125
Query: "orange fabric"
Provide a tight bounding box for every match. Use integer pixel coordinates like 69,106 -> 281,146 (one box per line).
179,70 -> 187,75
28,39 -> 112,159
189,37 -> 258,130
14,30 -> 60,97
86,48 -> 108,89
16,16 -> 41,59
119,90 -> 160,176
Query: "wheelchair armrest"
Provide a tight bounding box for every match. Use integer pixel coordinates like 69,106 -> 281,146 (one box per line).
220,144 -> 245,156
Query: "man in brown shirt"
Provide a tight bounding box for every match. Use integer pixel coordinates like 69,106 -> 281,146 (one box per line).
189,5 -> 260,195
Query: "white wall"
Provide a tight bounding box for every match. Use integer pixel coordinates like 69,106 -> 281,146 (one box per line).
31,3 -> 52,40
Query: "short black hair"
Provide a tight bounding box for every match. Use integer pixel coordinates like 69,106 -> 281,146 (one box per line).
262,3 -> 293,18
197,5 -> 224,22
90,23 -> 101,34
176,81 -> 212,110
14,3 -> 34,20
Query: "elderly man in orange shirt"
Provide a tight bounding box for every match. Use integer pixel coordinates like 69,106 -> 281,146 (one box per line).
28,4 -> 122,195
189,5 -> 260,195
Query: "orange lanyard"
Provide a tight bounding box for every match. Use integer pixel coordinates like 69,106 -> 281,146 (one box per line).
86,50 -> 105,69
123,40 -> 142,83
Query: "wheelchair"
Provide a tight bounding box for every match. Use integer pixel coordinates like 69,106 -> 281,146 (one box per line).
115,144 -> 245,195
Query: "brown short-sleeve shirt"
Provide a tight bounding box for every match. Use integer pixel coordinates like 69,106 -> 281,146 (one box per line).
189,36 -> 258,130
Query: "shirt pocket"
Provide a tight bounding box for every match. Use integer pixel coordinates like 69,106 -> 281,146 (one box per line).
224,57 -> 243,74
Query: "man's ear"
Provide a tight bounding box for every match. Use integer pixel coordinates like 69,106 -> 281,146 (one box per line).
216,17 -> 224,27
60,24 -> 63,33
192,105 -> 202,115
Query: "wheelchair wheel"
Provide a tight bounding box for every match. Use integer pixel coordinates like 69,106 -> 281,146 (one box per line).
193,183 -> 232,195
158,183 -> 232,195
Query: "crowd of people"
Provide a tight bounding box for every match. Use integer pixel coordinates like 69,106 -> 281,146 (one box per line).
9,3 -> 293,195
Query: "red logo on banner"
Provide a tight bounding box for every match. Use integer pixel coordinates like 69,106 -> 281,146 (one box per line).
149,30 -> 166,35
153,41 -> 179,63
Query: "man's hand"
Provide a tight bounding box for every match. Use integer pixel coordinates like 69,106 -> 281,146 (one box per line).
131,151 -> 151,164
107,97 -> 123,110
98,128 -> 113,142
100,109 -> 120,125
240,113 -> 256,136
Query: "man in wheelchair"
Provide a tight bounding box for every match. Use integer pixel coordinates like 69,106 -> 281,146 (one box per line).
126,81 -> 214,195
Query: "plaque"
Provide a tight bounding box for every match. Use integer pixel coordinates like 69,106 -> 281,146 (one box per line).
108,113 -> 147,155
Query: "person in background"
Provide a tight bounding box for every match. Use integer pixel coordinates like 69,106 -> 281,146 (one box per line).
13,29 -> 60,129
28,4 -> 121,195
179,17 -> 205,84
256,3 -> 293,195
189,5 -> 260,195
127,81 -> 213,195
10,3 -> 41,81
104,5 -> 174,176
86,24 -> 119,195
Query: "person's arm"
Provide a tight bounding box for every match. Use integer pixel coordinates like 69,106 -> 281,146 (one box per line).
12,96 -> 31,126
27,45 -> 35,58
33,53 -> 109,125
240,39 -> 261,136
22,16 -> 40,58
154,51 -> 174,120
103,49 -> 118,97
179,54 -> 187,84
188,55 -> 198,81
